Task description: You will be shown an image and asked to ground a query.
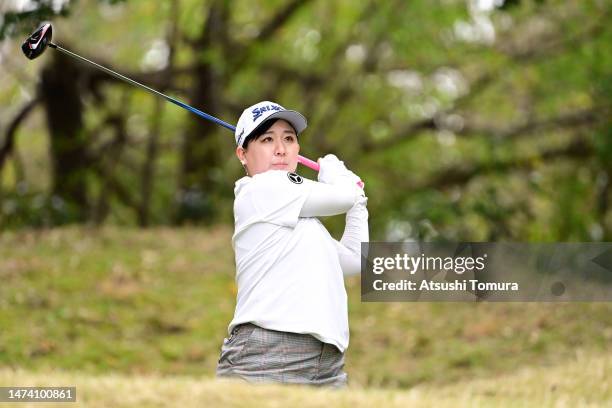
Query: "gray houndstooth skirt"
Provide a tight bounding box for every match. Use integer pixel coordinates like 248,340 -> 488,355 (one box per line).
216,323 -> 348,388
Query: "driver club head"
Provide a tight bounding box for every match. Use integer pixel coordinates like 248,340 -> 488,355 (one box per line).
22,22 -> 53,60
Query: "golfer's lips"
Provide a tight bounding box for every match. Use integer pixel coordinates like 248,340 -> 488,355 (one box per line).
271,163 -> 289,169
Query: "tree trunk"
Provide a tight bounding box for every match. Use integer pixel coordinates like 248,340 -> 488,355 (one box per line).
175,1 -> 228,224
40,50 -> 89,222
139,99 -> 163,227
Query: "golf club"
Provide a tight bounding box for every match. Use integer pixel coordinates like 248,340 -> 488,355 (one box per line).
21,22 -> 321,171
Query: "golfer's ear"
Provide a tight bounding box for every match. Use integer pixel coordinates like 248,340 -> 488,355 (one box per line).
236,147 -> 246,163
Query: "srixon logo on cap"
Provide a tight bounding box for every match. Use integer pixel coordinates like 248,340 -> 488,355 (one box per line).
252,104 -> 282,121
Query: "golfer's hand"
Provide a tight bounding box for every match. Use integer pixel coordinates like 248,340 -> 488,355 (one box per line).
317,154 -> 363,189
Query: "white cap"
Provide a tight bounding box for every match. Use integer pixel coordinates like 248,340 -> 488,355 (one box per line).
235,101 -> 307,147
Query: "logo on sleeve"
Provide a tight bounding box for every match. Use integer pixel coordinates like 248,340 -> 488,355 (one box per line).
287,172 -> 303,184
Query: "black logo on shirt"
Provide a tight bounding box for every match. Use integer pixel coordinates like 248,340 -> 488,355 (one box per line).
287,172 -> 303,184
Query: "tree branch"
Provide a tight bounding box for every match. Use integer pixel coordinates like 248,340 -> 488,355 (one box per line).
0,97 -> 40,173
363,106 -> 601,153
457,108 -> 600,139
225,0 -> 313,71
90,110 -> 138,224
408,138 -> 594,192
257,0 -> 312,43
498,8 -> 610,63
353,6 -> 610,155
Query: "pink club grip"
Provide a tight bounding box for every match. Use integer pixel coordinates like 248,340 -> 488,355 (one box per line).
297,155 -> 320,171
297,155 -> 365,188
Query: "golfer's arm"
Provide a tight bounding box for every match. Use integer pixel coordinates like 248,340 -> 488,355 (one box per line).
336,197 -> 369,276
299,182 -> 359,217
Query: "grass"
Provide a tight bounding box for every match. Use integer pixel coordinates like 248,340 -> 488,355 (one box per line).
0,351 -> 610,407
1,226 -> 611,397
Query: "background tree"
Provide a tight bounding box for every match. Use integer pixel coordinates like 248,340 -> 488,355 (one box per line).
0,0 -> 609,241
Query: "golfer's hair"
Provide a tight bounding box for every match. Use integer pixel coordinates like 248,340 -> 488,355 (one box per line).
242,119 -> 298,150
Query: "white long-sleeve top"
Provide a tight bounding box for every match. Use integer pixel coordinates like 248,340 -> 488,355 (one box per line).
229,170 -> 369,352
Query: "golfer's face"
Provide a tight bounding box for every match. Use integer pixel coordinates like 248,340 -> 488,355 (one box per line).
243,119 -> 300,175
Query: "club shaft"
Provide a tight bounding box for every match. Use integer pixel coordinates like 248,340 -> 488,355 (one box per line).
49,43 -> 319,170
49,43 -> 235,131
48,42 -> 320,171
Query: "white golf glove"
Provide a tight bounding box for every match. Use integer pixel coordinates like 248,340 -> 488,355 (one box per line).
317,154 -> 363,189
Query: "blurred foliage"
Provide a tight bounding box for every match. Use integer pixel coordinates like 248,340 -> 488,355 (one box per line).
0,0 -> 610,240
0,0 -> 73,40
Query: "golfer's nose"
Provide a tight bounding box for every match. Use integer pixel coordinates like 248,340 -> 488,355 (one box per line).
274,139 -> 286,155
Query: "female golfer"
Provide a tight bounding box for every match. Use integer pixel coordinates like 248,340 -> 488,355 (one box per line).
216,101 -> 368,387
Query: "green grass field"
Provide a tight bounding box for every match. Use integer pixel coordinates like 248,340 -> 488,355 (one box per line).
1,227 -> 611,406
1,352 -> 610,407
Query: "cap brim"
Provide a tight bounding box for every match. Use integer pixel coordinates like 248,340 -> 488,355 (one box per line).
245,110 -> 307,142
264,110 -> 307,134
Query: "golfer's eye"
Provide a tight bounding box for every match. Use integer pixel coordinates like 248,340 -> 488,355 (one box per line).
285,135 -> 296,142
261,136 -> 273,142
